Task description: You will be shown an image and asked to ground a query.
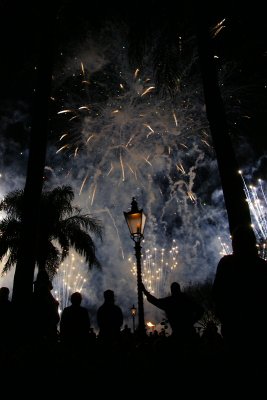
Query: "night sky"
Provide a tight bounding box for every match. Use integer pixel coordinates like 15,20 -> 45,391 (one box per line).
0,1 -> 267,328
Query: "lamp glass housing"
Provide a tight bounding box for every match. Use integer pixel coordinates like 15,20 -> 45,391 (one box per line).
131,305 -> 137,317
124,209 -> 146,238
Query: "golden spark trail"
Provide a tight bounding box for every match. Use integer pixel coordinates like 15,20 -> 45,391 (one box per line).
57,109 -> 73,114
211,18 -> 226,37
176,163 -> 186,174
143,124 -> 154,137
173,111 -> 178,126
201,139 -> 210,147
107,163 -> 114,176
81,61 -> 85,76
79,174 -> 88,195
56,144 -> 69,154
187,191 -> 196,202
86,134 -> 94,144
120,153 -> 125,181
126,136 -> 134,147
69,115 -> 78,121
126,163 -> 135,175
134,68 -> 139,78
143,156 -> 152,167
91,185 -> 97,206
141,86 -> 155,97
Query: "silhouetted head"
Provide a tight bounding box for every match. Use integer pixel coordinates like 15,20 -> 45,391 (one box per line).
104,289 -> 115,303
71,292 -> 82,306
0,287 -> 10,301
232,224 -> 258,257
170,282 -> 181,295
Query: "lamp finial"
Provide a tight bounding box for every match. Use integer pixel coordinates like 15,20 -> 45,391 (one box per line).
131,197 -> 139,212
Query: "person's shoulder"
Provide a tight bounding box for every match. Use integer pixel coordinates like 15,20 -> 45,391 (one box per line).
219,254 -> 233,262
216,254 -> 234,269
62,305 -> 71,313
97,304 -> 104,312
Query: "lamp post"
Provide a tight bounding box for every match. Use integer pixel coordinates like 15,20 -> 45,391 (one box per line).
124,197 -> 147,338
130,304 -> 137,333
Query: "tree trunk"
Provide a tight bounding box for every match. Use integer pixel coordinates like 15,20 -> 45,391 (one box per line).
196,15 -> 252,235
12,4 -> 57,307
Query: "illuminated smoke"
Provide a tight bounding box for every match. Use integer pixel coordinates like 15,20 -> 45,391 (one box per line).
0,20 -> 260,326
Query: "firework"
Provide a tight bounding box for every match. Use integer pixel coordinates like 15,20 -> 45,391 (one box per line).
239,171 -> 267,259
218,171 -> 267,260
0,20 -> 253,324
129,239 -> 179,297
52,253 -> 88,313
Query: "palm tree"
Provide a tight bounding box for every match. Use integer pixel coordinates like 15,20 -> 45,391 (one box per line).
0,185 -> 103,280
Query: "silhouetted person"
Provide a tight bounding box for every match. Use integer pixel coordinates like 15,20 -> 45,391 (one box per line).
142,282 -> 203,386
60,291 -> 90,345
142,282 -> 204,342
200,321 -> 224,359
120,323 -> 134,350
97,289 -> 123,344
31,270 -> 60,344
0,287 -> 15,347
121,323 -> 131,335
212,224 -> 267,366
88,327 -> 97,342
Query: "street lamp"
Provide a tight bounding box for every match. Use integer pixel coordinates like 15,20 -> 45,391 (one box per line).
124,197 -> 147,337
130,304 -> 137,333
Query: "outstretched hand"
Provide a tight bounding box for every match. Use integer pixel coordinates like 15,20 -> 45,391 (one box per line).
141,282 -> 148,295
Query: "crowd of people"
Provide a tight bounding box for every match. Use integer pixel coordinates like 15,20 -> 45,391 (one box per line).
0,224 -> 267,391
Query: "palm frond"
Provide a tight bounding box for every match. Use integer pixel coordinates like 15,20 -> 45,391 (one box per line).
63,223 -> 101,269
0,218 -> 21,238
0,190 -> 24,220
2,247 -> 19,275
59,214 -> 103,240
0,184 -> 103,279
41,242 -> 61,279
43,185 -> 75,218
0,218 -> 21,267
